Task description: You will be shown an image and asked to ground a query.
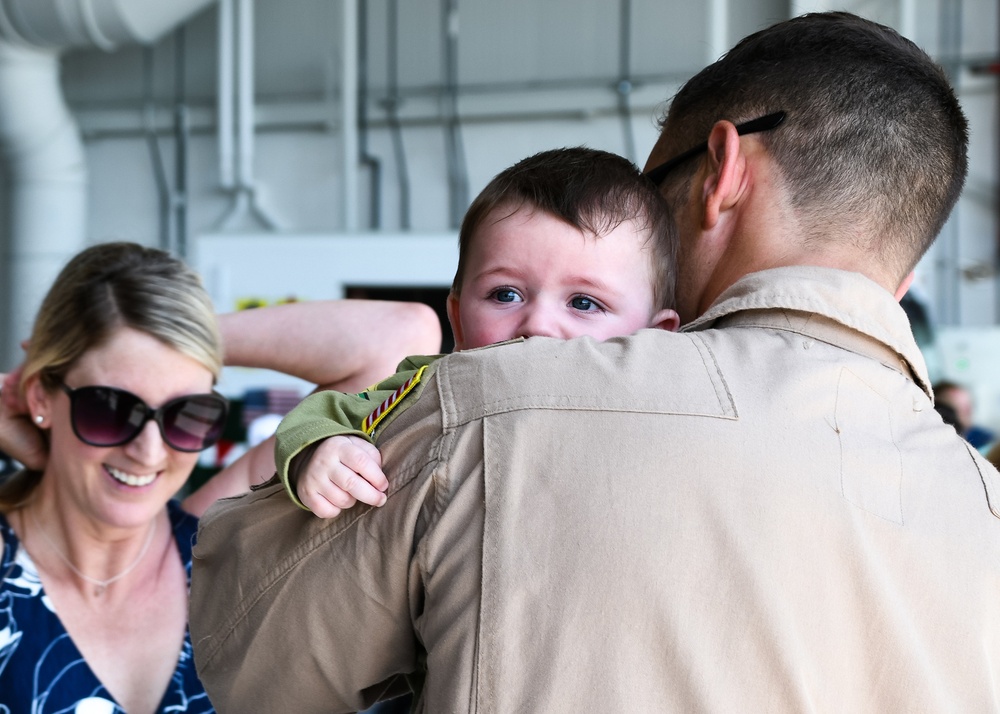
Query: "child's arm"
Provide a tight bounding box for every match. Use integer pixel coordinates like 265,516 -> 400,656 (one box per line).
276,357 -> 438,511
181,301 -> 441,518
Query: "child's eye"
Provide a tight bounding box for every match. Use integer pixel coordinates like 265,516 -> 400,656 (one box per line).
490,288 -> 522,304
570,296 -> 603,312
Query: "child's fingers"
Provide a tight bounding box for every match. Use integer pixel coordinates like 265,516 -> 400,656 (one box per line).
297,435 -> 388,517
302,467 -> 363,516
302,490 -> 344,520
327,458 -> 388,507
341,437 -> 389,492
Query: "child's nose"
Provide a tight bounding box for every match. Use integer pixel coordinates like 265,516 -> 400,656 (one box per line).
518,305 -> 562,339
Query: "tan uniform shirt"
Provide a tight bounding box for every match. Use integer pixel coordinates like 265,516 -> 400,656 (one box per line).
190,266 -> 1000,713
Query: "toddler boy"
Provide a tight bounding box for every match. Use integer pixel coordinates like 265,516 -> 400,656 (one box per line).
278,146 -> 679,515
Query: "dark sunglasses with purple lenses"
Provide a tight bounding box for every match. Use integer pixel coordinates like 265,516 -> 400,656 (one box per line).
59,382 -> 229,453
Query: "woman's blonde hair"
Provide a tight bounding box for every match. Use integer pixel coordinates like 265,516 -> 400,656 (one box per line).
1,242 -> 222,509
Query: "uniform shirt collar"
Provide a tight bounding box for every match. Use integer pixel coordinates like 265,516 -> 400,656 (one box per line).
682,266 -> 932,398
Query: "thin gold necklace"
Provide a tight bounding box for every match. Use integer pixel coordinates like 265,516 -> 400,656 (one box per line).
29,511 -> 157,597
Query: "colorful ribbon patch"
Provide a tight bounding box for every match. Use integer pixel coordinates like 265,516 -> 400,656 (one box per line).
363,365 -> 428,436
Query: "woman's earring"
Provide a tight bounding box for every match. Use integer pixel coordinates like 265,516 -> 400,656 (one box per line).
34,415 -> 43,424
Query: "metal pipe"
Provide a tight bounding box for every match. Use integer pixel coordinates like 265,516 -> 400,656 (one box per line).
616,0 -> 635,163
442,0 -> 468,229
382,70 -> 691,99
75,69 -> 694,134
385,0 -> 410,230
174,25 -> 189,256
217,0 -> 235,190
939,0 -> 964,325
357,0 -> 381,229
213,0 -> 279,232
707,0 -> 728,64
899,0 -> 917,41
142,46 -> 172,250
341,0 -> 359,231
440,0 -> 457,227
236,0 -> 253,190
77,97 -> 688,139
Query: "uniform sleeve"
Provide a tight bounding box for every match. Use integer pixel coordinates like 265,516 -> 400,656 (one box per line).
275,354 -> 441,508
190,364 -> 450,713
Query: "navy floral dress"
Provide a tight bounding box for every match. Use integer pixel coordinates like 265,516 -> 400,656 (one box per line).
0,500 -> 213,713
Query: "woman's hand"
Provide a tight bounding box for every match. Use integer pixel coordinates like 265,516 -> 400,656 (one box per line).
0,368 -> 48,471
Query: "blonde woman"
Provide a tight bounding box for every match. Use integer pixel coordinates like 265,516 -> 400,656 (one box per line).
0,242 -> 440,713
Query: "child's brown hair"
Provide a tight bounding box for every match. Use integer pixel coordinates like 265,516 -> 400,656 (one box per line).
453,147 -> 677,310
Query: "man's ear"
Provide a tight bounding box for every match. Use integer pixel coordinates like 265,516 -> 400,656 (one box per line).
702,120 -> 746,231
894,271 -> 915,301
648,308 -> 681,333
446,292 -> 466,351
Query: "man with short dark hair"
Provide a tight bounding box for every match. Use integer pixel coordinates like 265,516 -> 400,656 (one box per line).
645,11 -> 967,323
190,13 -> 1000,712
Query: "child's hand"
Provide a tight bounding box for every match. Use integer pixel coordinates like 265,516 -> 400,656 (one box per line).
296,435 -> 389,519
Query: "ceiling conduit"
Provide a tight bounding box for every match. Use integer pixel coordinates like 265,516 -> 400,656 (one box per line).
385,0 -> 411,230
616,0 -> 636,163
0,0 -> 215,364
441,0 -> 468,230
214,0 -> 279,232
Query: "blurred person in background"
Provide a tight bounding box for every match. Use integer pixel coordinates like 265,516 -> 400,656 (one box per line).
933,380 -> 996,451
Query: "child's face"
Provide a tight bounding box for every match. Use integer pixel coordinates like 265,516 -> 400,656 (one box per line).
447,205 -> 678,350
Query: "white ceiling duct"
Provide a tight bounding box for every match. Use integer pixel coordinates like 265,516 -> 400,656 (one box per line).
0,41 -> 86,365
0,0 -> 216,365
0,0 -> 215,49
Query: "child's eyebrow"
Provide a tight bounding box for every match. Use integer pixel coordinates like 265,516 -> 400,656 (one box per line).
557,274 -> 632,302
563,275 -> 623,297
470,266 -> 524,282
